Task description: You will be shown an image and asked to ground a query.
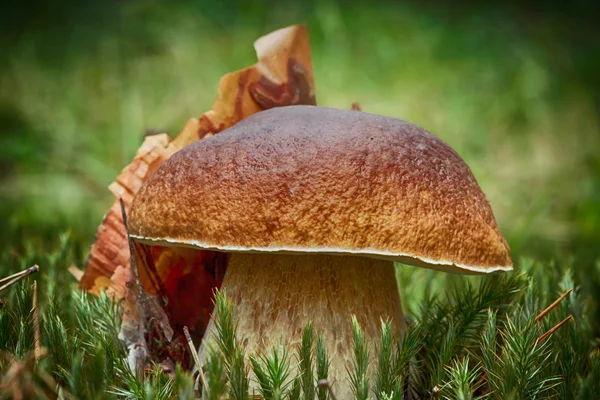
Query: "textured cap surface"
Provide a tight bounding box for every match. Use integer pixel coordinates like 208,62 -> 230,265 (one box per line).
128,106 -> 512,274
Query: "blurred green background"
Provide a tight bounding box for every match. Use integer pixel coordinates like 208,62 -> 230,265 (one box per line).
1,1 -> 599,286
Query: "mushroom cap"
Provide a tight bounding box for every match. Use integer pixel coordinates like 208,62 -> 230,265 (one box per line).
128,106 -> 512,274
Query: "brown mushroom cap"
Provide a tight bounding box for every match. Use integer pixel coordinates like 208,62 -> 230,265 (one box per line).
128,105 -> 512,274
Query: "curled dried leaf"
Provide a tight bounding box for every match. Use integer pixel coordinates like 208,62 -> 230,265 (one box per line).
79,134 -> 177,298
75,24 -> 317,372
78,25 -> 316,300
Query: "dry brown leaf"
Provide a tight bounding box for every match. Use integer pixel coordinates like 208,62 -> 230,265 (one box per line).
78,134 -> 178,297
77,25 -> 317,373
77,24 -> 316,300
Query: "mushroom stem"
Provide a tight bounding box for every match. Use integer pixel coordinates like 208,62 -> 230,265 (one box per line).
199,253 -> 404,398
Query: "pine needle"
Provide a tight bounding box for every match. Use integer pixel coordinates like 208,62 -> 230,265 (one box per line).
183,325 -> 207,396
32,281 -> 41,361
0,265 -> 39,293
536,315 -> 574,345
534,289 -> 573,323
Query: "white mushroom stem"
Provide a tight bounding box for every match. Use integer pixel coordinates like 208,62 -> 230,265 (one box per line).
199,253 -> 404,398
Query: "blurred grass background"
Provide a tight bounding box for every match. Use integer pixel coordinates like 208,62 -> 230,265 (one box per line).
1,0 -> 599,312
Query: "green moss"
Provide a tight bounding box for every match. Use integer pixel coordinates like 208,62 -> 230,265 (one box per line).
1,237 -> 598,398
1,1 -> 599,398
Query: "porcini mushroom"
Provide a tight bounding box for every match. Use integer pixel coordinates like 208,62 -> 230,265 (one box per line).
128,105 -> 512,396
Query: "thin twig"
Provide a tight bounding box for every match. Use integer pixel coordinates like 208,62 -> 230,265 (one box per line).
536,315 -> 573,345
0,269 -> 28,285
0,265 -> 39,293
183,326 -> 208,396
32,280 -> 41,361
517,288 -> 574,336
0,265 -> 39,285
317,379 -> 338,400
535,289 -> 573,323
